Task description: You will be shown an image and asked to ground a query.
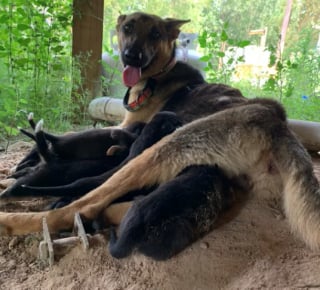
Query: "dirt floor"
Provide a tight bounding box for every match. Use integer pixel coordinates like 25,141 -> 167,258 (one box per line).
0,141 -> 320,290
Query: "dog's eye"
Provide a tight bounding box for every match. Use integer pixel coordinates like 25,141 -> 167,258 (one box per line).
123,24 -> 133,34
149,28 -> 161,40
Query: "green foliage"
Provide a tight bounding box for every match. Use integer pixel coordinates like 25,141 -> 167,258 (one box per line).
198,0 -> 286,47
262,27 -> 320,121
0,0 -> 319,143
0,0 -> 74,140
198,23 -> 250,84
194,0 -> 320,122
103,0 -> 212,49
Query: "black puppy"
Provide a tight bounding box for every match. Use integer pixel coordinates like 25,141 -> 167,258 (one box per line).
2,118 -> 145,198
15,114 -> 144,171
109,165 -> 237,261
13,111 -> 183,200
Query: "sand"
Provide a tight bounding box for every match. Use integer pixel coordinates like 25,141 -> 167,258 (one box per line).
1,141 -> 320,290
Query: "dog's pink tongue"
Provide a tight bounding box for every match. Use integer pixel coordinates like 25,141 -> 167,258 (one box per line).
122,66 -> 141,87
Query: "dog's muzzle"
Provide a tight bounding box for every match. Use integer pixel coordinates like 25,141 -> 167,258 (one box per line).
121,47 -> 150,87
122,48 -> 145,68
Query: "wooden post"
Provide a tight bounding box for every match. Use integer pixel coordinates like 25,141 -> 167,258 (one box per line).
72,0 -> 104,117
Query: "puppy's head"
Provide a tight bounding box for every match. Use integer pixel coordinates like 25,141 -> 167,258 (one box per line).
116,12 -> 189,86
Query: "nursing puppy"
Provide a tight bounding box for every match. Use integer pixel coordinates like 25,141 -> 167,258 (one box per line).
2,120 -> 145,198
109,165 -> 237,260
16,114 -> 144,166
10,112 -> 183,200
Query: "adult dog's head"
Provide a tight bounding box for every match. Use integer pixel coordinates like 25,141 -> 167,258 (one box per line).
116,12 -> 189,87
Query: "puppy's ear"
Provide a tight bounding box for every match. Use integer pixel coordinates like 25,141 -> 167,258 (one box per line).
116,14 -> 127,31
164,18 -> 190,40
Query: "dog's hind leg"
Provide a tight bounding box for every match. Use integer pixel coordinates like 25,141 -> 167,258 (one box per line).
34,120 -> 54,163
15,116 -> 49,173
15,113 -> 40,172
27,112 -> 36,129
19,128 -> 36,141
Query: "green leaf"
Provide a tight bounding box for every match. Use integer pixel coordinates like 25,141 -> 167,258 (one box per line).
17,24 -> 30,30
17,38 -> 31,46
263,78 -> 276,91
220,30 -> 228,42
269,54 -> 277,66
199,55 -> 212,62
16,7 -> 27,16
217,51 -> 225,57
237,55 -> 245,62
52,45 -> 64,52
19,98 -> 28,105
227,58 -> 234,65
237,40 -> 251,48
15,58 -> 29,66
276,61 -> 283,70
0,14 -> 9,23
198,32 -> 207,48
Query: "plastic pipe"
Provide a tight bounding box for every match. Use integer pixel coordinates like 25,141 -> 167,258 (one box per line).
88,97 -> 125,122
88,97 -> 320,151
288,119 -> 320,152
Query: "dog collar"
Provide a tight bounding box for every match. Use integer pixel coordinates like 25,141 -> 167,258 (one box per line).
152,57 -> 177,80
122,57 -> 176,112
123,78 -> 157,112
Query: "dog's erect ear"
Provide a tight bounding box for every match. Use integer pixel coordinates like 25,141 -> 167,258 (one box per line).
116,14 -> 127,31
164,18 -> 190,40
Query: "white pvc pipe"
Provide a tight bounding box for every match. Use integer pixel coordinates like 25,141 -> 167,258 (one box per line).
288,119 -> 320,152
88,97 -> 125,122
88,97 -> 320,151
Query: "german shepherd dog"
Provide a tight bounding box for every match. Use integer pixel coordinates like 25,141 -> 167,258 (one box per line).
0,12 -> 320,258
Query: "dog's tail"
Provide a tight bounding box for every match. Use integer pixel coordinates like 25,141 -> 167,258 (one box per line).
272,126 -> 320,250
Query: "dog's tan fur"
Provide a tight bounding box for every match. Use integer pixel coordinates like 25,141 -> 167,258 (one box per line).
1,12 -> 320,251
117,14 -> 195,127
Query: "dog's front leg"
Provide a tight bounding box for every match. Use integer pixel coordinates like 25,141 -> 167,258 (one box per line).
0,136 -> 181,236
0,202 -> 132,235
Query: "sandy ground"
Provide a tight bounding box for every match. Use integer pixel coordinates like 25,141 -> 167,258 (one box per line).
0,141 -> 320,290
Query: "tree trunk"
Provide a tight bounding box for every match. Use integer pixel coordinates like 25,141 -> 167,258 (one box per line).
72,0 -> 104,121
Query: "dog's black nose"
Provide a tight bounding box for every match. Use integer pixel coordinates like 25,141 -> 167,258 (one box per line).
123,48 -> 143,66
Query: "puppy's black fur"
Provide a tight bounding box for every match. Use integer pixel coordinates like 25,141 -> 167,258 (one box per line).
5,112 -> 182,201
2,120 -> 145,198
109,165 -> 235,261
16,116 -> 144,170
2,154 -> 128,198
